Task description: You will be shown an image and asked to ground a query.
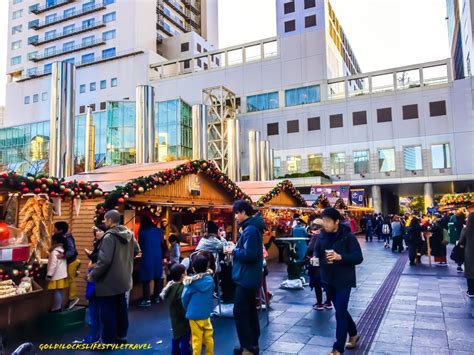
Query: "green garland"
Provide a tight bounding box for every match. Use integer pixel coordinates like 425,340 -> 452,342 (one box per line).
0,172 -> 103,199
334,197 -> 347,210
312,194 -> 330,209
96,160 -> 251,216
256,180 -> 307,207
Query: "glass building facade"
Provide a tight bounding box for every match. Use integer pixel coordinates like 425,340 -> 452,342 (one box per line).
0,99 -> 193,174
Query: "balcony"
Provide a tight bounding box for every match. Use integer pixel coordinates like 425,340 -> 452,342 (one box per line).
183,0 -> 200,16
31,3 -> 106,30
157,5 -> 188,33
157,21 -> 174,37
31,0 -> 76,14
163,0 -> 187,19
30,39 -> 105,62
30,22 -> 106,46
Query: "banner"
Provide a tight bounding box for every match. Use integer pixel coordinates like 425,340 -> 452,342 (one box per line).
310,185 -> 350,206
350,189 -> 365,206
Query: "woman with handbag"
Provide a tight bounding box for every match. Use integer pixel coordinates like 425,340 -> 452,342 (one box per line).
430,216 -> 448,266
459,212 -> 474,298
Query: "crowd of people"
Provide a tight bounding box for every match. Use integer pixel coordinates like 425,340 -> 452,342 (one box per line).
42,202 -> 474,355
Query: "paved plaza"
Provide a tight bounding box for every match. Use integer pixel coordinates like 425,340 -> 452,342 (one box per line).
4,237 -> 474,354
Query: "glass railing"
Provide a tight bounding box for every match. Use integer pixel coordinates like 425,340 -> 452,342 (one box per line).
31,3 -> 106,29
31,0 -> 75,14
31,39 -> 105,61
30,22 -> 104,45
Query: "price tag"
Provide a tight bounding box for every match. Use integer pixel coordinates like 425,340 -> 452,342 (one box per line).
0,248 -> 13,262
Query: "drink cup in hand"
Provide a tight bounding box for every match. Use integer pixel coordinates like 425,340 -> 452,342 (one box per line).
310,257 -> 319,267
325,249 -> 335,264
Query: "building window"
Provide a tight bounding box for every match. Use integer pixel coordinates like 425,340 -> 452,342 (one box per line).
307,117 -> 320,131
27,68 -> 37,77
63,41 -> 74,51
79,105 -> 86,114
83,1 -> 95,11
24,96 -> 30,104
82,53 -> 95,64
11,40 -> 21,50
100,80 -> 106,89
284,20 -> 296,33
12,25 -> 22,35
44,63 -> 52,73
102,30 -> 116,41
89,103 -> 96,111
11,56 -> 21,65
64,57 -> 75,64
305,15 -> 317,28
103,12 -> 116,23
28,20 -> 39,29
330,114 -> 343,128
45,30 -> 57,40
90,82 -> 96,91
431,144 -> 451,169
378,148 -> 396,172
352,111 -> 367,126
28,3 -> 39,12
82,35 -> 95,46
102,48 -> 116,58
402,104 -> 419,120
286,155 -> 301,174
111,77 -> 118,87
267,123 -> 279,136
196,58 -> 202,68
13,0 -> 23,4
274,157 -> 281,177
12,10 -> 23,19
45,14 -> 57,24
403,146 -> 422,171
429,100 -> 447,117
330,153 -> 345,175
287,120 -> 299,133
104,0 -> 115,4
285,85 -> 320,106
183,60 -> 190,69
181,42 -> 189,52
100,101 -> 107,110
83,18 -> 95,27
304,0 -> 316,9
377,107 -> 392,123
80,84 -> 86,93
246,92 -> 279,112
308,154 -> 323,171
63,24 -> 75,34
64,7 -> 75,18
353,150 -> 370,174
27,51 -> 38,60
33,94 -> 39,103
284,2 -> 295,14
42,92 -> 47,101
44,46 -> 56,56
197,43 -> 202,52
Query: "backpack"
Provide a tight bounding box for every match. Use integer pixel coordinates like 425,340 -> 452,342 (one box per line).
382,224 -> 390,235
450,243 -> 464,264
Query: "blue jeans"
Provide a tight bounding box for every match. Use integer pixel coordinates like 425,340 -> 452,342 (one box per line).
84,297 -> 101,343
171,334 -> 191,355
325,285 -> 357,353
97,293 -> 129,344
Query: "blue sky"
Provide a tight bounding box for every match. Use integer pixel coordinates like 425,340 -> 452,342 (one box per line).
0,0 -> 450,106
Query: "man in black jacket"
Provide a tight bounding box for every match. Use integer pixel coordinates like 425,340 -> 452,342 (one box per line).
315,208 -> 363,355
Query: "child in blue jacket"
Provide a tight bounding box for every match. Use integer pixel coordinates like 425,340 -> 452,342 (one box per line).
181,255 -> 214,355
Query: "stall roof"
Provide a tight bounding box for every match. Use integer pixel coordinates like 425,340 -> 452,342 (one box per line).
237,180 -> 308,207
66,161 -> 187,191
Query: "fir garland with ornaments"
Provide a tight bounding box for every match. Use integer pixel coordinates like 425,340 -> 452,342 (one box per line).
0,262 -> 46,283
334,197 -> 347,210
256,180 -> 308,207
0,172 -> 103,199
312,194 -> 330,209
96,160 -> 252,216
439,192 -> 473,207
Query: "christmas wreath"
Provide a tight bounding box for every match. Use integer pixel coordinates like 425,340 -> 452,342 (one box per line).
95,160 -> 251,216
256,180 -> 307,207
0,172 -> 103,199
312,194 -> 330,209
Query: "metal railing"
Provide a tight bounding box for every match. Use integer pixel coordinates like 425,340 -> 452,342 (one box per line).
30,39 -> 106,62
31,3 -> 106,29
31,0 -> 75,14
30,21 -> 106,46
157,5 -> 188,32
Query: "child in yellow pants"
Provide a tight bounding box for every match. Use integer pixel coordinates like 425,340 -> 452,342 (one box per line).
182,255 -> 215,355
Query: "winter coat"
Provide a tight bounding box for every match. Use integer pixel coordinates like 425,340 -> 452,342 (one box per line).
63,233 -> 78,264
138,226 -> 166,282
314,224 -> 363,289
460,227 -> 474,279
430,223 -> 447,257
161,281 -> 190,338
47,245 -> 67,281
232,214 -> 264,290
196,234 -> 226,271
448,215 -> 462,244
181,272 -> 214,320
89,225 -> 140,297
291,225 -> 309,261
87,237 -> 104,264
391,221 -> 403,237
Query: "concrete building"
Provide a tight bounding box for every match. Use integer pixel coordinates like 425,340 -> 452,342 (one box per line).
2,0 -> 473,213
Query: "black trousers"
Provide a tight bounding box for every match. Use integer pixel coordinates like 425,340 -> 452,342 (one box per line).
392,235 -> 404,253
143,279 -> 162,300
468,278 -> 474,294
408,243 -> 421,264
233,285 -> 260,351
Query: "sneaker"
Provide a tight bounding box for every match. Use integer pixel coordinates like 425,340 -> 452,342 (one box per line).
467,291 -> 474,298
329,350 -> 342,355
324,302 -> 333,310
346,334 -> 360,349
67,297 -> 79,310
313,303 -> 324,311
138,299 -> 151,307
151,297 -> 161,304
457,266 -> 463,272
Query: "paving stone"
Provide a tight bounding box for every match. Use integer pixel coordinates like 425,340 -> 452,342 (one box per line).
371,341 -> 412,353
375,332 -> 412,346
307,335 -> 334,347
410,347 -> 450,355
298,344 -> 331,354
265,341 -> 305,354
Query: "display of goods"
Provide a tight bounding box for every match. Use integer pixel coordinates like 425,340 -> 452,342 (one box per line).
440,192 -> 474,206
0,245 -> 30,262
0,277 -> 33,298
20,197 -> 51,257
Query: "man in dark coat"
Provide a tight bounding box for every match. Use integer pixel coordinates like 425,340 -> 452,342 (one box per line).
226,200 -> 264,355
314,208 -> 363,354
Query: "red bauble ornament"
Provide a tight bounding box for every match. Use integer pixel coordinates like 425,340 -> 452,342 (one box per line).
22,187 -> 29,194
20,182 -> 26,187
117,198 -> 125,204
1,173 -> 7,178
0,222 -> 10,243
34,188 -> 41,194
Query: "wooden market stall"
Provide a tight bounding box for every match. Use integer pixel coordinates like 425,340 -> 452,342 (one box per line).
69,160 -> 251,302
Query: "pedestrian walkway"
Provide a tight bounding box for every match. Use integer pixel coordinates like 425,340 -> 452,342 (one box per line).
4,238 -> 473,354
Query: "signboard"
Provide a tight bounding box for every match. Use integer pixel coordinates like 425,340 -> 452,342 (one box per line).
310,185 -> 350,205
189,175 -> 201,196
427,207 -> 438,214
350,189 -> 365,206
